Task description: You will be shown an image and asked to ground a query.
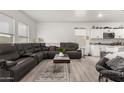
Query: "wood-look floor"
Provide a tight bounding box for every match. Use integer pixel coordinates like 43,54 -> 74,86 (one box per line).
20,56 -> 100,82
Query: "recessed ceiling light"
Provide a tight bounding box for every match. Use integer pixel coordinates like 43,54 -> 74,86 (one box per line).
98,13 -> 103,18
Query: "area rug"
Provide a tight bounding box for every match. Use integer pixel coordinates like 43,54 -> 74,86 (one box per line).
34,64 -> 70,82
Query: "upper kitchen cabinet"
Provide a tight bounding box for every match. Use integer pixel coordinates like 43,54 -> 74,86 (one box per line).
90,29 -> 124,39
114,29 -> 124,38
91,30 -> 103,39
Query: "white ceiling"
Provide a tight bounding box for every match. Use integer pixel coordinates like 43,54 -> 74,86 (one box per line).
23,10 -> 124,22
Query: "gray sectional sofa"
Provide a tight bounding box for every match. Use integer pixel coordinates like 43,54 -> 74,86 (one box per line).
0,42 -> 82,82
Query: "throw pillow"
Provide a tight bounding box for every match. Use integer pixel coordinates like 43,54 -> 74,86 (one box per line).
105,56 -> 124,72
105,53 -> 117,60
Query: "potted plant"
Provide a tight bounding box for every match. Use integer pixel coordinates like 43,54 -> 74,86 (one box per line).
58,47 -> 65,56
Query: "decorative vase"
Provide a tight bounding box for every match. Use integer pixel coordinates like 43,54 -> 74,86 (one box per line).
59,52 -> 64,56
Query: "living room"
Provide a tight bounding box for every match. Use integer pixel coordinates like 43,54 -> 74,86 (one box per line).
1,0 -> 124,93
1,10 -> 124,82
0,10 -> 97,82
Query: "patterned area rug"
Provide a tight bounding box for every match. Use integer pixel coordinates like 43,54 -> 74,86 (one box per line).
34,64 -> 70,82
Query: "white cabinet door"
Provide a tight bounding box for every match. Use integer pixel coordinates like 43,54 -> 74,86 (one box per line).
120,30 -> 124,38
91,30 -> 103,39
114,29 -> 124,38
114,30 -> 121,38
90,29 -> 124,39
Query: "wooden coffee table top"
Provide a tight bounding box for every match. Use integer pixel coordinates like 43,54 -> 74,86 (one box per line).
53,54 -> 70,63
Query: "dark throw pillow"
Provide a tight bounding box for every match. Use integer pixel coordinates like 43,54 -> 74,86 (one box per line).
105,56 -> 124,72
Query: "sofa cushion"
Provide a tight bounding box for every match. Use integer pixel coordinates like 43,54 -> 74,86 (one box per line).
31,43 -> 41,52
22,43 -> 34,54
40,43 -> 46,47
65,51 -> 82,59
105,56 -> 124,71
60,42 -> 79,51
48,51 -> 59,59
14,44 -> 25,57
0,44 -> 20,61
42,47 -> 49,51
42,51 -> 48,59
49,46 -> 56,51
40,43 -> 49,51
33,51 -> 44,62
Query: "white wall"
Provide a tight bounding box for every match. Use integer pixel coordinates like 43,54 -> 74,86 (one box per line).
0,10 -> 37,42
37,22 -> 77,43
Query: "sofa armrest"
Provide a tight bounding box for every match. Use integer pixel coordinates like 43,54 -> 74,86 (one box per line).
100,70 -> 123,77
77,50 -> 81,52
22,53 -> 33,57
0,60 -> 17,68
0,59 -> 6,64
6,61 -> 17,68
96,64 -> 107,72
95,57 -> 109,72
24,53 -> 39,63
22,53 -> 38,61
0,60 -> 13,81
0,59 -> 7,69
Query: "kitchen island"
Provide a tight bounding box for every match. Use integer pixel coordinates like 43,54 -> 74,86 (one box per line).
90,44 -> 124,57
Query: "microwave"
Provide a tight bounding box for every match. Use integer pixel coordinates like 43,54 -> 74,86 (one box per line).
103,33 -> 115,39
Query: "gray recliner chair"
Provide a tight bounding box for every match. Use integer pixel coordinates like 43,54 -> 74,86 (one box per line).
96,57 -> 124,82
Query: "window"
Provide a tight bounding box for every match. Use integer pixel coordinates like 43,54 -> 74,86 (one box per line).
0,13 -> 14,43
17,22 -> 29,43
0,34 -> 13,43
0,13 -> 30,43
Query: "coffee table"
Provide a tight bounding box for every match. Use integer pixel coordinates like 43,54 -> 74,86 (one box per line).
53,54 -> 70,74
